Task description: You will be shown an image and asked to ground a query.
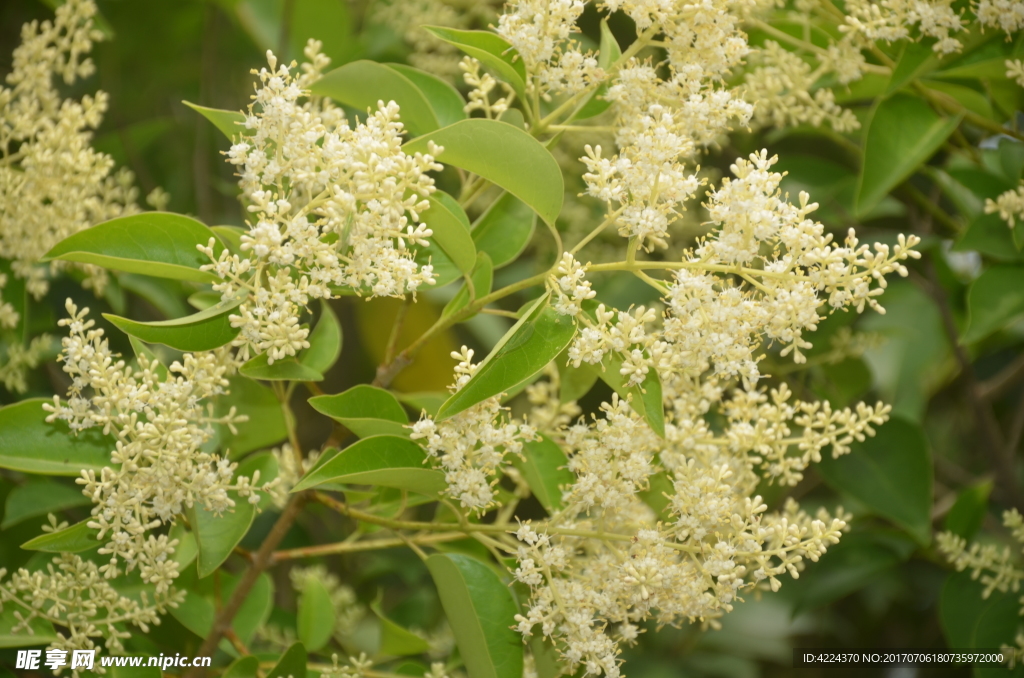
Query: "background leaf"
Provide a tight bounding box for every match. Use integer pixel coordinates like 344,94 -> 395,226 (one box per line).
291,435 -> 446,495
104,293 -> 243,352
471,193 -> 536,268
423,27 -> 527,99
297,575 -> 336,652
0,399 -> 113,476
300,301 -> 343,374
963,265 -> 1024,343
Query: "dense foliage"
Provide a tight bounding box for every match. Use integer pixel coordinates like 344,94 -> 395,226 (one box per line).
3,0 -> 1024,677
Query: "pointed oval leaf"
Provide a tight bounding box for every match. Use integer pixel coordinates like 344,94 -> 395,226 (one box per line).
943,480 -> 993,541
513,434 -> 573,513
372,600 -> 431,656
436,296 -> 577,421
856,93 -> 962,216
405,119 -> 564,226
387,63 -> 467,128
423,27 -> 527,100
471,193 -> 536,268
104,293 -> 244,352
310,385 -> 409,422
267,642 -> 308,678
426,553 -> 523,678
2,480 -> 91,530
941,570 -> 1024,678
585,350 -> 665,438
816,417 -> 932,545
0,606 -> 59,648
291,435 -> 445,495
189,493 -> 256,578
300,301 -> 343,374
963,265 -> 1024,343
216,376 -> 288,458
240,354 -> 325,382
298,576 -> 336,652
575,19 -> 621,120
223,656 -> 260,678
21,520 -> 99,553
0,399 -> 113,476
184,101 -> 248,139
41,212 -> 224,283
311,60 -> 439,137
422,194 -> 477,274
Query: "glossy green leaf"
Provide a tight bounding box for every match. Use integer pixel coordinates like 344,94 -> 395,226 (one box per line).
885,40 -> 940,94
423,26 -> 527,99
41,212 -> 224,283
404,119 -> 564,226
373,600 -> 431,656
216,376 -> 288,457
223,656 -> 260,678
436,296 -> 576,421
310,384 -> 410,438
0,606 -> 58,648
387,63 -> 467,128
421,193 -> 477,274
188,491 -> 255,578
170,522 -> 198,571
587,349 -> 665,438
944,480 -> 993,541
443,252 -> 494,319
941,571 -> 1024,678
513,434 -> 572,513
426,553 -> 523,678
311,60 -> 438,137
816,417 -> 932,545
104,293 -> 243,352
298,576 -> 336,652
0,399 -> 113,476
267,642 -> 307,678
212,225 -> 246,254
184,101 -> 247,139
471,192 -> 536,268
300,301 -> 343,374
963,265 -> 1024,343
2,479 -> 91,529
21,520 -> 99,553
171,572 -> 272,649
291,435 -> 445,494
856,94 -> 961,216
240,354 -> 324,382
556,358 -> 598,403
395,391 -> 448,417
290,0 -> 353,64
416,236 -> 463,288
120,273 -> 190,319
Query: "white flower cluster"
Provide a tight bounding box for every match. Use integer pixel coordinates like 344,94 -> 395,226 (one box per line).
569,304 -> 657,388
204,46 -> 443,363
0,0 -> 138,301
498,0 -> 603,96
985,183 -> 1024,227
461,57 -> 514,118
41,301 -> 269,590
549,252 -> 596,316
0,554 -> 181,671
410,347 -> 537,512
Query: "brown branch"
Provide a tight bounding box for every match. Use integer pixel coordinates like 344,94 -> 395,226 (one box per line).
184,492 -> 308,678
979,351 -> 1024,402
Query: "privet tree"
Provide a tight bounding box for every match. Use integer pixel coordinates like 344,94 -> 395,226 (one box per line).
2,0 -> 1024,676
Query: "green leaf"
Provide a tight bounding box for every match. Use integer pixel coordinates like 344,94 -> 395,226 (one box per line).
300,301 -> 343,374
443,252 -> 494,319
944,480 -> 993,540
311,60 -> 439,137
512,434 -> 572,513
0,606 -> 58,648
267,642 -> 307,678
416,237 -> 463,288
0,399 -> 113,476
240,354 -> 325,382
387,63 -> 467,128
422,194 -> 477,274
373,600 -> 431,656
291,435 -> 445,494
404,119 -> 564,226
104,293 -> 244,352
471,192 -> 536,268
120,273 -> 190,319
787,530 -> 917,615
816,417 -> 933,545
556,358 -> 598,403
394,391 -> 448,417
184,101 -> 248,139
584,351 -> 665,438
941,571 -> 1024,678
21,520 -> 99,553
886,40 -> 941,94
436,296 -> 576,421
423,27 -> 527,100
290,0 -> 353,65
297,576 -> 336,652
41,212 -> 224,283
171,572 -> 273,650
216,376 -> 288,458
188,492 -> 256,578
2,480 -> 91,529
213,225 -> 246,254
309,384 -> 411,438
223,656 -> 260,678
963,265 -> 1024,343
856,93 -> 961,216
426,553 -> 523,678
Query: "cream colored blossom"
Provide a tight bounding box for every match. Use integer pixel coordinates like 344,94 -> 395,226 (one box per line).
986,184 -> 1024,226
